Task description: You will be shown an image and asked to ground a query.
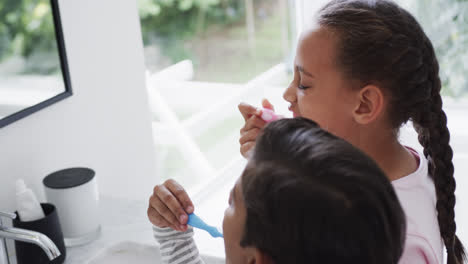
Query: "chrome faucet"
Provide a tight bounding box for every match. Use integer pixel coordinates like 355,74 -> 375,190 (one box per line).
0,211 -> 61,264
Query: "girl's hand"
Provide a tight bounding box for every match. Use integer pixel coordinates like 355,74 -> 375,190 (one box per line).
147,179 -> 194,232
238,99 -> 275,158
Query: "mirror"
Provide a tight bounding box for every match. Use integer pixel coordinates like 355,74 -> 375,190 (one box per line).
0,0 -> 72,128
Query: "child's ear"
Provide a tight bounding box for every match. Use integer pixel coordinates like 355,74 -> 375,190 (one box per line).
353,85 -> 384,125
246,248 -> 274,264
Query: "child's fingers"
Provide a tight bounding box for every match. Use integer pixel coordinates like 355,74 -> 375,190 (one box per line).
261,98 -> 275,111
154,183 -> 187,225
165,179 -> 194,216
240,115 -> 266,134
148,199 -> 179,230
147,205 -> 166,227
152,193 -> 185,230
239,128 -> 261,145
178,224 -> 188,232
238,102 -> 260,121
240,141 -> 256,158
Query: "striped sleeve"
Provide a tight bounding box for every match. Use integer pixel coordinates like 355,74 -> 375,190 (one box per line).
153,226 -> 205,264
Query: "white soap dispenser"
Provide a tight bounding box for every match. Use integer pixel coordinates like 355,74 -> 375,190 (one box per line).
16,179 -> 45,222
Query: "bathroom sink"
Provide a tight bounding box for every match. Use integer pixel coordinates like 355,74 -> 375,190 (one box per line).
86,240 -> 224,264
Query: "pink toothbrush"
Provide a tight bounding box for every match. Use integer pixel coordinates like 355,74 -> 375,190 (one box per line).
260,108 -> 283,123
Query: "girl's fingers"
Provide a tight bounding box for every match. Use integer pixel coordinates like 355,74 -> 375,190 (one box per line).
238,103 -> 260,121
240,115 -> 266,134
261,98 -> 275,111
239,128 -> 261,145
240,141 -> 256,158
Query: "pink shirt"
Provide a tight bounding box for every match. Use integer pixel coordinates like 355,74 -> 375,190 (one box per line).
392,148 -> 444,264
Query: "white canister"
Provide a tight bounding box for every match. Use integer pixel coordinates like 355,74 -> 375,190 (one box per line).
43,167 -> 100,247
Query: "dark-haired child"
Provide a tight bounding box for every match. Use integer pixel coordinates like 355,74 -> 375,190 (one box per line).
153,118 -> 406,264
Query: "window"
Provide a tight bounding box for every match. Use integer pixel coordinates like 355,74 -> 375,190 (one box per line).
395,0 -> 468,97
138,0 -> 297,193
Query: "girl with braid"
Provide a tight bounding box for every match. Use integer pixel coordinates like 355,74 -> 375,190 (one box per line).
238,0 -> 466,263
148,0 -> 465,263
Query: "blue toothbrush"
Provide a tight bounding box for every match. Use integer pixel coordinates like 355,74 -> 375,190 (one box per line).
187,213 -> 223,238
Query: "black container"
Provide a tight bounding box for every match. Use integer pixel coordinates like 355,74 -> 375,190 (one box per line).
13,203 -> 66,264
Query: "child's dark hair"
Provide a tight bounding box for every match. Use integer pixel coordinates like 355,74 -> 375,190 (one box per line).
240,117 -> 406,264
316,1 -> 465,263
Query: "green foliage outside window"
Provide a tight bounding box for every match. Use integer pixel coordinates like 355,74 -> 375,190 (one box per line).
138,0 -> 245,63
402,0 -> 468,97
0,0 -> 56,73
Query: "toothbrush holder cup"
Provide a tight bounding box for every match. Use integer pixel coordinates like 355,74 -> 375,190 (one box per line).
13,203 -> 66,264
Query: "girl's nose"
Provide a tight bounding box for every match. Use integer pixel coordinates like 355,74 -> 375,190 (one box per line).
283,83 -> 296,103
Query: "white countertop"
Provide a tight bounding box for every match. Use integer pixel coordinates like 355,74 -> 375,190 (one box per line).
64,191 -> 229,264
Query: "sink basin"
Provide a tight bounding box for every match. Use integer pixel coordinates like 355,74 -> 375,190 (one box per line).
86,240 -> 224,264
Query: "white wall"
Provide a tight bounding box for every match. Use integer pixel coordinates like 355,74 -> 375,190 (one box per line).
0,0 -> 157,212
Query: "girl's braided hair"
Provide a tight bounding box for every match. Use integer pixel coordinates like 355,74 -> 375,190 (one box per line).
317,1 -> 465,263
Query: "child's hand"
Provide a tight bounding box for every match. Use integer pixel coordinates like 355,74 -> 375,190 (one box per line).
238,99 -> 275,158
147,179 -> 194,232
